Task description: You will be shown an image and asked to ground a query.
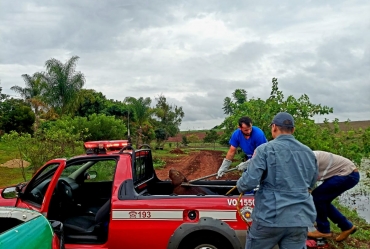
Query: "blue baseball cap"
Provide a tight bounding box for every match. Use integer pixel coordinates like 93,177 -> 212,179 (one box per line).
271,112 -> 295,128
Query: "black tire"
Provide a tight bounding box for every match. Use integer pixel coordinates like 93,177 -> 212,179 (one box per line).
178,233 -> 232,249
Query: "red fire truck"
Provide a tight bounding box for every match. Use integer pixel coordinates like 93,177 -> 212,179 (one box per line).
0,140 -> 255,249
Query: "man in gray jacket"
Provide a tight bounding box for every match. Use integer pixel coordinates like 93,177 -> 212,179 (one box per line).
237,112 -> 318,249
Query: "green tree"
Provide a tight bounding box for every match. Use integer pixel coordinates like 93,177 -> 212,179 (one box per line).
0,82 -> 9,102
233,89 -> 247,105
152,94 -> 184,145
0,98 -> 35,134
41,56 -> 85,116
124,97 -> 154,147
154,128 -> 167,149
219,78 -> 370,166
181,134 -> 188,147
2,127 -> 84,175
10,73 -> 47,129
104,99 -> 129,118
187,134 -> 200,144
203,129 -> 220,149
222,89 -> 247,115
220,78 -> 333,142
75,89 -> 108,117
124,97 -> 152,127
40,114 -> 127,142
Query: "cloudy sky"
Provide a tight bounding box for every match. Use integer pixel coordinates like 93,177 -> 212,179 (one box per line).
1,1 -> 369,130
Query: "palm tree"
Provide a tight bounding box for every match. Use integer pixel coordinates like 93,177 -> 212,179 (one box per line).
42,56 -> 85,116
124,97 -> 152,147
11,73 -> 47,129
124,97 -> 152,127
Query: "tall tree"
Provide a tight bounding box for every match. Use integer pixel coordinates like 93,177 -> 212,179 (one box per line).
0,98 -> 35,134
152,95 -> 184,147
220,78 -> 333,143
75,89 -> 108,117
42,56 -> 85,116
203,129 -> 220,150
11,73 -> 47,129
222,89 -> 247,115
124,97 -> 152,127
0,81 -> 9,102
0,83 -> 9,132
124,97 -> 153,147
233,89 -> 247,104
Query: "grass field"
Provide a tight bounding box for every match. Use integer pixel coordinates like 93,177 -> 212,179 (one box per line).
0,142 -> 19,164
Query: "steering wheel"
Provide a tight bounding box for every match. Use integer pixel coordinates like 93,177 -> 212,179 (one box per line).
226,186 -> 252,228
57,179 -> 73,201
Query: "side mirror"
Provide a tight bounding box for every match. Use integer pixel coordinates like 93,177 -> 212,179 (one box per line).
1,187 -> 17,199
84,171 -> 97,180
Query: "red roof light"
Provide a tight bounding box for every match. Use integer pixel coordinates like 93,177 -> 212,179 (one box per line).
84,140 -> 129,150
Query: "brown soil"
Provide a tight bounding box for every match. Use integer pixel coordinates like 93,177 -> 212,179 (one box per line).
0,159 -> 30,168
169,148 -> 185,154
155,150 -> 240,181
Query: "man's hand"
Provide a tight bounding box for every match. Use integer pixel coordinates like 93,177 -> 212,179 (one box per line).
217,159 -> 232,178
236,159 -> 251,171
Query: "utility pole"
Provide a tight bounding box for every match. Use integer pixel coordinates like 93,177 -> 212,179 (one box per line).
127,110 -> 131,146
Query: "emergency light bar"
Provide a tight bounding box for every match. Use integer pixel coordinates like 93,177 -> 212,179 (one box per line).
84,140 -> 129,154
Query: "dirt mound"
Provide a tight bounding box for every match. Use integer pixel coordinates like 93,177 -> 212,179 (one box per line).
170,148 -> 185,154
155,150 -> 240,181
0,159 -> 30,168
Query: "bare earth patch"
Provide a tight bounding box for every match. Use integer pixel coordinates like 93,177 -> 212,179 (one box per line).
0,159 -> 30,168
155,150 -> 240,181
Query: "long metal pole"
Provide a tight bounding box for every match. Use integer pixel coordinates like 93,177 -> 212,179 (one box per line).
187,167 -> 239,183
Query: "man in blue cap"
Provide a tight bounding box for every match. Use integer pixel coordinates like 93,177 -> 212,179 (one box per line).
237,112 -> 318,249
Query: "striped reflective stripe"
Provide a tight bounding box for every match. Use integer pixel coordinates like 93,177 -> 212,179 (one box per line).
199,210 -> 236,221
112,209 -> 237,221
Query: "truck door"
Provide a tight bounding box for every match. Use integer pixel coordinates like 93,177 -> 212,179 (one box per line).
16,159 -> 67,217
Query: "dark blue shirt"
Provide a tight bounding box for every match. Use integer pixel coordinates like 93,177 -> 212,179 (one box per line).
229,126 -> 267,159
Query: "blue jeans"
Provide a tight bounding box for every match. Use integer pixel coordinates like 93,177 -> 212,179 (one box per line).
312,171 -> 360,233
245,223 -> 307,249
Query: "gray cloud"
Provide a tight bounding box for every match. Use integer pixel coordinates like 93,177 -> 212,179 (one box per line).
1,0 -> 369,130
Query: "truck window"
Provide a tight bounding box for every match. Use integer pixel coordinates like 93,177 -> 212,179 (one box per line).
24,163 -> 60,206
86,160 -> 116,182
133,151 -> 154,187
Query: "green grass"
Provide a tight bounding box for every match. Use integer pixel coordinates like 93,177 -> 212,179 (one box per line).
153,158 -> 166,169
325,199 -> 370,248
0,142 -> 18,164
0,141 -> 31,187
0,167 -> 33,188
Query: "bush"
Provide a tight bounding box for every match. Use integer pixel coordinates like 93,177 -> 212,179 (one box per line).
153,158 -> 166,169
40,114 -> 127,141
2,129 -> 84,175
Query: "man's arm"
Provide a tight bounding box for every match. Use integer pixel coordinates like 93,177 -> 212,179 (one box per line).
309,157 -> 319,190
236,146 -> 266,192
225,145 -> 237,160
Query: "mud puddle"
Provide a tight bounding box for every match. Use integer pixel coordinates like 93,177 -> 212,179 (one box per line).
339,158 -> 370,223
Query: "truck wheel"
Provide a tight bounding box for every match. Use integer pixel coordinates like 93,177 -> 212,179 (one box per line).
178,234 -> 232,249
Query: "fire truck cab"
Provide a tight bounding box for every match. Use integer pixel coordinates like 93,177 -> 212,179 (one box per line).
0,140 -> 254,249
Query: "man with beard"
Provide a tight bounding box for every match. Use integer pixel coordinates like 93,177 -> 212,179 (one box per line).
217,116 -> 267,178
